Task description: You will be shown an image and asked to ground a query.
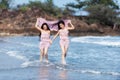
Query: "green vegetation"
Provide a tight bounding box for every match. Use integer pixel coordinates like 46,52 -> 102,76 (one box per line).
0,0 -> 11,9
17,0 -> 72,17
66,0 -> 120,26
19,5 -> 29,12
85,4 -> 120,25
66,0 -> 119,10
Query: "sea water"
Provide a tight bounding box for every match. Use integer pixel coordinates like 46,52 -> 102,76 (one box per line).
0,36 -> 120,80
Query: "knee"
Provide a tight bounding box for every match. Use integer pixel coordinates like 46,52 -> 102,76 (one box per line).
40,53 -> 44,56
62,52 -> 65,56
62,51 -> 65,54
44,53 -> 48,56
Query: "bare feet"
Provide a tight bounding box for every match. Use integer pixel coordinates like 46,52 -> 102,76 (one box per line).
62,60 -> 66,65
45,60 -> 49,63
40,59 -> 42,62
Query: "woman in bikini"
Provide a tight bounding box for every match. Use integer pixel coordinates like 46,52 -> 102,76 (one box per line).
52,20 -> 75,64
35,18 -> 52,63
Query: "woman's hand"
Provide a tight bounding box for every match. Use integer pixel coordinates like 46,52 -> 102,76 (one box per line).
52,31 -> 59,41
35,18 -> 43,32
67,20 -> 75,30
68,20 -> 71,24
49,39 -> 52,44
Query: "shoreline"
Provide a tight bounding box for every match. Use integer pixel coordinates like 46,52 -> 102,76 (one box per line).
0,32 -> 120,37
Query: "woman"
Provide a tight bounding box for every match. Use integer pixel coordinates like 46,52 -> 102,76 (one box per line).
35,18 -> 52,63
52,20 -> 75,64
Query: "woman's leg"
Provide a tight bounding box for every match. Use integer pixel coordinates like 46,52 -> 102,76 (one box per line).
60,44 -> 66,64
40,48 -> 44,62
64,46 -> 68,58
44,47 -> 49,63
64,41 -> 69,57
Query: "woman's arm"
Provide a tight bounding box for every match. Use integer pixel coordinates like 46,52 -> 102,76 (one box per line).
52,31 -> 59,41
35,18 -> 43,32
67,21 -> 75,30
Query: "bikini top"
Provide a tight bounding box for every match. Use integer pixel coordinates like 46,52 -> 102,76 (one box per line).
59,29 -> 69,40
41,32 -> 50,41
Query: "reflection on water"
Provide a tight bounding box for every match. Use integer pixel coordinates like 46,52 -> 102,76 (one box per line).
39,66 -> 49,80
59,70 -> 68,80
38,64 -> 68,80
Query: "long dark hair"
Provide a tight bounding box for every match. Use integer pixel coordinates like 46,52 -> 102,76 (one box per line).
58,20 -> 65,30
41,23 -> 50,30
39,23 -> 50,40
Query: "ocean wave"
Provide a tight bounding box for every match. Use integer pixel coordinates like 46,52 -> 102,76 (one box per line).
55,64 -> 119,76
6,51 -> 28,61
21,60 -> 54,68
18,42 -> 37,47
21,60 -> 40,68
0,39 -> 37,47
71,36 -> 120,47
0,39 -> 15,43
20,59 -> 120,76
54,64 -> 120,76
75,69 -> 120,76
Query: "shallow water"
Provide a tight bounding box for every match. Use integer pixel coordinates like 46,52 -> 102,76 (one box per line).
0,36 -> 120,80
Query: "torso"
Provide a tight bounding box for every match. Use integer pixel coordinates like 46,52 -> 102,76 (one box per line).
40,31 -> 50,42
59,28 -> 69,40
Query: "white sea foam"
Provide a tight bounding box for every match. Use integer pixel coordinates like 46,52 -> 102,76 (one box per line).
71,36 -> 120,47
6,51 -> 28,61
19,42 -> 37,47
107,72 -> 120,76
21,60 -> 40,68
21,58 -> 120,76
80,69 -> 101,74
21,60 -> 54,68
70,69 -> 120,76
54,64 -> 120,76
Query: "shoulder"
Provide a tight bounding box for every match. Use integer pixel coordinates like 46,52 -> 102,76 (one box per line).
48,30 -> 50,33
65,26 -> 69,30
59,29 -> 62,32
59,29 -> 61,31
